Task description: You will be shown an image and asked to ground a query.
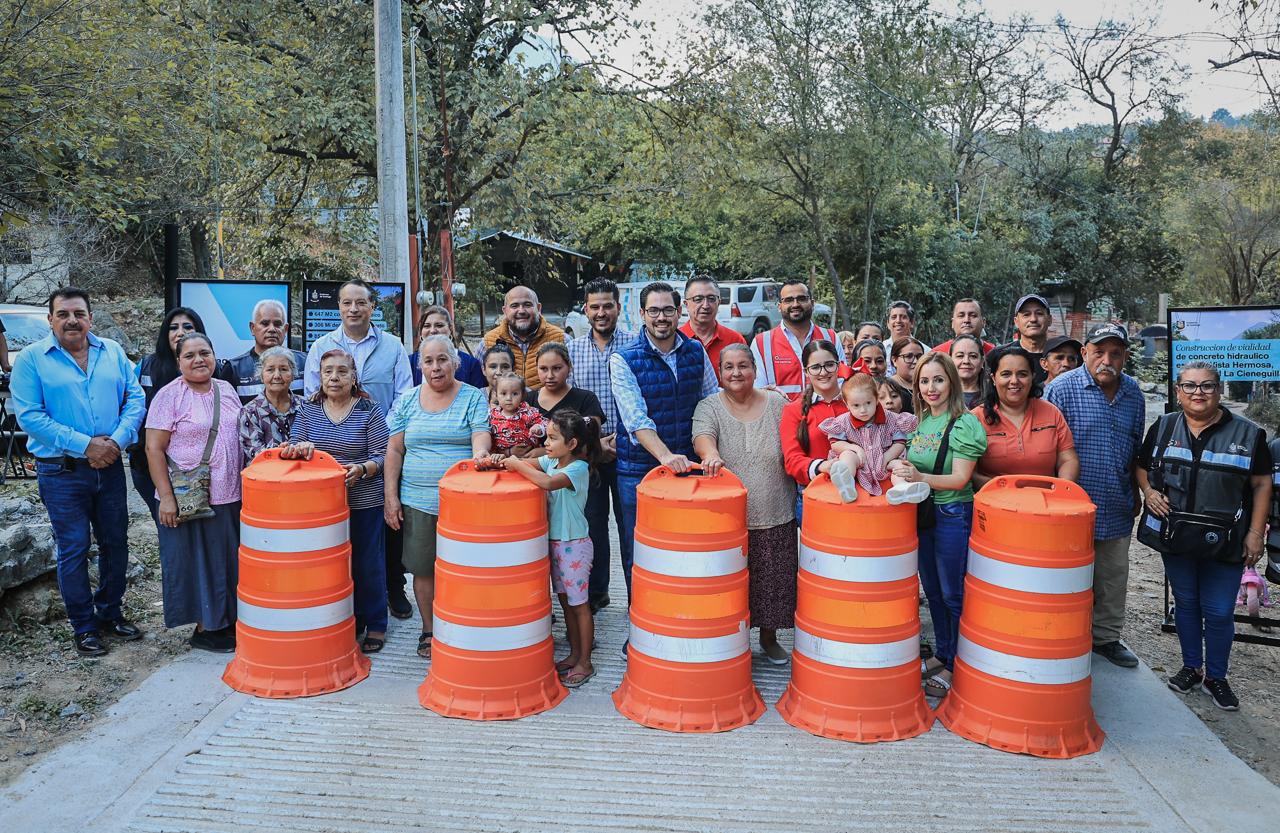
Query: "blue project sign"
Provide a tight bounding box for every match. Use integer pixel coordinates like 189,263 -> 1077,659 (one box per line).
1169,306 -> 1280,383
177,280 -> 291,360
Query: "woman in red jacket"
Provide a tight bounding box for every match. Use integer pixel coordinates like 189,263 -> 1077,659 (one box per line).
780,340 -> 848,524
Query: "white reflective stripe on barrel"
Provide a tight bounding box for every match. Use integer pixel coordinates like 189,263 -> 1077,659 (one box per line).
436,534 -> 548,568
957,635 -> 1092,685
793,627 -> 920,669
240,519 -> 349,553
237,597 -> 353,632
432,614 -> 552,652
967,549 -> 1093,595
628,621 -> 749,664
633,541 -> 745,578
799,543 -> 918,583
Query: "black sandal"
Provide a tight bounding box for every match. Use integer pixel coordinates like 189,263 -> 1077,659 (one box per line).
417,632 -> 432,658
361,635 -> 386,654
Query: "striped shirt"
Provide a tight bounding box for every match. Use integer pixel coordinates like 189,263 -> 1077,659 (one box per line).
1044,366 -> 1145,540
567,328 -> 641,436
289,398 -> 389,510
388,384 -> 489,514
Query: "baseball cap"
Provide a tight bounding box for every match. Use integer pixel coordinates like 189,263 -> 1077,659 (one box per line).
1012,293 -> 1050,314
1084,323 -> 1128,345
1043,335 -> 1082,353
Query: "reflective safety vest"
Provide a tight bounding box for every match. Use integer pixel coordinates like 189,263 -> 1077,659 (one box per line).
1136,409 -> 1264,563
753,324 -> 838,401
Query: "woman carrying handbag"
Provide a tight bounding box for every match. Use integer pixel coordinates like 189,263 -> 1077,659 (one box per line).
1136,361 -> 1272,711
145,332 -> 244,653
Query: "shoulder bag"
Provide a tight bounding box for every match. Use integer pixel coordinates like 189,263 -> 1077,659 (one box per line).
166,384 -> 221,523
916,416 -> 960,532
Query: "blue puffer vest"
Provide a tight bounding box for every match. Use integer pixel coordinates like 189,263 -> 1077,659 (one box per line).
616,334 -> 705,478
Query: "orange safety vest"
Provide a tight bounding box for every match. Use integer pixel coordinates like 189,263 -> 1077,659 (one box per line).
753,324 -> 839,400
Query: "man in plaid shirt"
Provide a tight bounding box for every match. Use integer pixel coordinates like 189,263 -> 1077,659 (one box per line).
1046,323 -> 1146,668
568,279 -> 640,613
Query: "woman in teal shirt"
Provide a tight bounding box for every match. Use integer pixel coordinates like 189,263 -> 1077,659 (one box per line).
894,352 -> 987,698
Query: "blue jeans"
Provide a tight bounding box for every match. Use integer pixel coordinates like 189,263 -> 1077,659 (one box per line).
36,459 -> 132,636
1162,554 -> 1244,680
350,505 -> 388,634
618,471 -> 645,601
586,459 -> 626,604
918,501 -> 974,670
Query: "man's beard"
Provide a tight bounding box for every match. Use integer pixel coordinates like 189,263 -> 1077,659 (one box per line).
512,315 -> 541,338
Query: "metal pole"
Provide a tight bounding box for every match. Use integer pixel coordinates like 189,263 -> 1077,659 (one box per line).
374,0 -> 411,349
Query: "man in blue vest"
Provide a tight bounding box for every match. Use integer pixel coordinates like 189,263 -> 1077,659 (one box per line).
304,279 -> 414,619
609,281 -> 720,601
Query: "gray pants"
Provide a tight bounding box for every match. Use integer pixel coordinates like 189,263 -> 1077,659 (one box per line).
1092,536 -> 1132,645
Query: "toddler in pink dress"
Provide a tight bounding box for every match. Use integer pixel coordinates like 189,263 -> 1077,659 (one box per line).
489,373 -> 545,455
819,372 -> 929,505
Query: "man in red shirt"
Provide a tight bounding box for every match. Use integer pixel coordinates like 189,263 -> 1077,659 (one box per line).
934,297 -> 995,354
678,274 -> 743,385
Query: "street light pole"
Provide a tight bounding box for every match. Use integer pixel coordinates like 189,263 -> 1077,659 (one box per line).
374,0 -> 411,348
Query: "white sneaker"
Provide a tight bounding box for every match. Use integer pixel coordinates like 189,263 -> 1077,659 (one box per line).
888,481 -> 931,505
830,461 -> 858,503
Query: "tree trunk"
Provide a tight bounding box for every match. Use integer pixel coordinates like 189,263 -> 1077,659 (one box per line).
189,222 -> 212,280
862,193 -> 876,322
810,209 -> 850,330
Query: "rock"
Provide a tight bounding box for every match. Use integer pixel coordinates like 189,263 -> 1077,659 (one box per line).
0,510 -> 57,594
59,701 -> 82,719
1140,381 -> 1158,393
90,311 -> 134,355
125,560 -> 147,582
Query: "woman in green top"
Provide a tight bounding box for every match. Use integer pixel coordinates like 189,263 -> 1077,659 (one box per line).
894,352 -> 987,697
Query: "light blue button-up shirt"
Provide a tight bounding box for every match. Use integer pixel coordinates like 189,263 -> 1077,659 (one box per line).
10,332 -> 146,459
609,332 -> 719,436
304,326 -> 412,419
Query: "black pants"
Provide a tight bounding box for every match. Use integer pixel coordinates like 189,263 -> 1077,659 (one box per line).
128,452 -> 160,523
585,459 -> 624,604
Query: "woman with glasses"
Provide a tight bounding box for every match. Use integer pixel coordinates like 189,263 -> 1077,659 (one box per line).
886,337 -> 923,415
779,340 -> 848,524
1136,361 -> 1272,711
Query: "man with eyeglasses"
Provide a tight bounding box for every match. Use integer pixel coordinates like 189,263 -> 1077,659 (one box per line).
1045,323 -> 1145,668
229,299 -> 307,404
750,278 -> 844,400
883,300 -> 915,376
482,285 -> 567,390
678,274 -> 744,385
305,279 -> 414,618
610,281 -> 720,600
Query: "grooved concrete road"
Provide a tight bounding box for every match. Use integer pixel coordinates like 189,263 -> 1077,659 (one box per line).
2,522 -> 1273,833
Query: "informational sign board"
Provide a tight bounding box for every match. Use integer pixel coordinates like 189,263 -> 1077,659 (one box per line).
1168,305 -> 1280,390
177,280 -> 290,360
302,281 -> 406,349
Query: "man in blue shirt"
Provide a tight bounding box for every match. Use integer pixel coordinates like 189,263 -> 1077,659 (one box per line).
568,279 -> 641,613
11,287 -> 146,658
305,279 -> 415,619
1046,323 -> 1146,668
610,282 -> 719,602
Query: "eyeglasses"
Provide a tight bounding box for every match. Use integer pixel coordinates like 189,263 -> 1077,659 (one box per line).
644,306 -> 679,318
899,352 -> 923,362
781,295 -> 811,305
687,295 -> 719,306
1177,381 -> 1219,394
805,361 -> 839,375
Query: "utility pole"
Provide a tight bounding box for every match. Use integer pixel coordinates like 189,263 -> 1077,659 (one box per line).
374,0 -> 411,348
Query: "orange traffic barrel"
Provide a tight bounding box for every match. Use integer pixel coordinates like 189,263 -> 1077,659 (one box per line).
419,461 -> 567,720
223,449 -> 370,698
938,475 -> 1104,758
612,465 -> 763,733
777,473 -> 933,742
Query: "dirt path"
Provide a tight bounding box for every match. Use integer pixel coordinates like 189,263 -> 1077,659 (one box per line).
0,483 -> 186,786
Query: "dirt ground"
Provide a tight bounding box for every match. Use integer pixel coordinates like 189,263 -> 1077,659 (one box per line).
0,482 -> 187,786
1124,537 -> 1280,784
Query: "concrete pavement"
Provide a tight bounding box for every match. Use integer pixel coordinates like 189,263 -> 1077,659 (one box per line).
3,541 -> 1274,833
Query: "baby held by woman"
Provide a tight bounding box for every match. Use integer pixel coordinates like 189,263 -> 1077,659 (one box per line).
821,372 -> 930,505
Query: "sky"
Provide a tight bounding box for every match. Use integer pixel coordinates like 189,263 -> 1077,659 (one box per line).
582,0 -> 1272,128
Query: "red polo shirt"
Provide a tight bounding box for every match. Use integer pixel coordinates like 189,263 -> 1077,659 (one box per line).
934,338 -> 995,355
679,321 -> 746,384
